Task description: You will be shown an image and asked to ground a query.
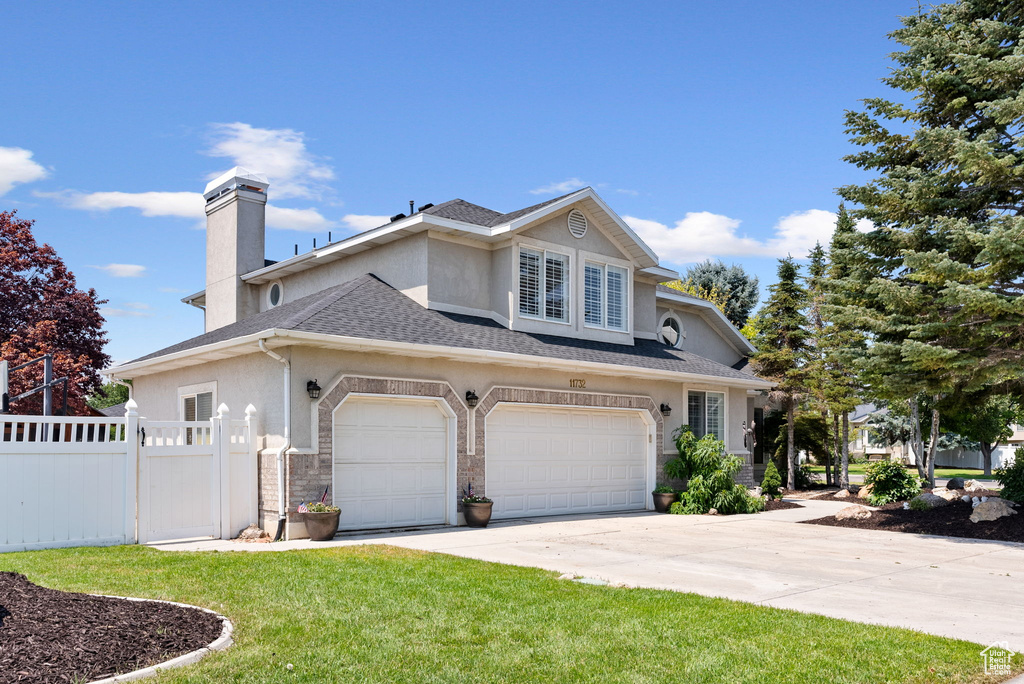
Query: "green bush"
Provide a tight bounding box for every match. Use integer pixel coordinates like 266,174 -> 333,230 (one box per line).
864,460 -> 921,506
652,484 -> 675,494
761,462 -> 782,500
664,426 -> 725,482
908,496 -> 931,512
996,449 -> 1024,503
670,453 -> 764,515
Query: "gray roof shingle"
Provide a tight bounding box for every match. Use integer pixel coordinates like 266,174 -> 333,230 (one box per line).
130,275 -> 760,383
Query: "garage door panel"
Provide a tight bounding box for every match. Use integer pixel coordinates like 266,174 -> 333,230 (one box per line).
487,405 -> 649,519
334,397 -> 448,531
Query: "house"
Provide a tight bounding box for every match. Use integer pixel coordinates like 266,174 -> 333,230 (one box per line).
108,168 -> 769,539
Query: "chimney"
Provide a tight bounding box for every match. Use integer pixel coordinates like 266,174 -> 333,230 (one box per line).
202,166 -> 269,332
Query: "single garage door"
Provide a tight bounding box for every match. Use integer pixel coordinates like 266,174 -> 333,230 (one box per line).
333,396 -> 449,531
486,405 -> 649,519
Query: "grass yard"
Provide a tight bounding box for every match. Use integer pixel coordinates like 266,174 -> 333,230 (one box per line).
806,464 -> 999,481
2,546 -> 1019,683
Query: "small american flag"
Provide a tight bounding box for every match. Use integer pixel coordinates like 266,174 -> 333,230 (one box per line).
297,502 -> 309,513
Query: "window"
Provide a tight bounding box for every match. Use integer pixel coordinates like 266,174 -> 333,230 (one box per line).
268,281 -> 283,308
660,315 -> 682,347
181,390 -> 213,445
583,261 -> 628,331
519,247 -> 569,323
688,391 -> 725,442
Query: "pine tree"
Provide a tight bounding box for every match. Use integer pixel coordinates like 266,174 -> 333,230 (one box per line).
680,260 -> 760,328
839,1 -> 1024,484
803,243 -> 834,486
752,257 -> 809,490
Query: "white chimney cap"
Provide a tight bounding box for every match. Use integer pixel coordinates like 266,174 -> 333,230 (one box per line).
203,166 -> 270,200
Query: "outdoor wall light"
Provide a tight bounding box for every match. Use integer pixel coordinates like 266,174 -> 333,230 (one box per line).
466,390 -> 479,408
660,403 -> 672,417
306,379 -> 322,400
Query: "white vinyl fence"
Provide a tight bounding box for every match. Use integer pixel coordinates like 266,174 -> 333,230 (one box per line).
0,401 -> 258,552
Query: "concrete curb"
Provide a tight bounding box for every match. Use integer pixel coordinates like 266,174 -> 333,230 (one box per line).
86,596 -> 233,684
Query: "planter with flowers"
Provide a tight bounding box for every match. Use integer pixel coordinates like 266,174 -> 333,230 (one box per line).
301,501 -> 341,541
461,483 -> 493,528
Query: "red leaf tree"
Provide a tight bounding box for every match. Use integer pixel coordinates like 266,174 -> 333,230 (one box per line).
1,210 -> 110,415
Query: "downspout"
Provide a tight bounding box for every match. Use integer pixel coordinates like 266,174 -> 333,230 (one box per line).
259,339 -> 290,541
110,377 -> 133,400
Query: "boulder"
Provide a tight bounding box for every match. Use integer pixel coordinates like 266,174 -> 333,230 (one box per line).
964,479 -> 987,493
945,477 -> 966,490
931,487 -> 962,503
858,483 -> 874,498
910,493 -> 949,509
707,508 -> 719,516
748,486 -> 763,498
970,499 -> 1019,523
835,505 -> 872,521
834,489 -> 851,499
236,524 -> 269,541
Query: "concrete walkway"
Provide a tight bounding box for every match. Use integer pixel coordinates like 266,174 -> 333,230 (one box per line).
155,499 -> 1024,652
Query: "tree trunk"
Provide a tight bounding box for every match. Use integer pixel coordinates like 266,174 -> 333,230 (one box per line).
832,413 -> 841,486
823,410 -> 833,486
909,398 -> 926,479
840,413 -> 850,489
786,399 -> 797,491
981,442 -> 994,478
926,404 -> 940,487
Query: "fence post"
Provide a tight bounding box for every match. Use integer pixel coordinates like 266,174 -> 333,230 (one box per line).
124,400 -> 139,545
245,404 -> 258,530
215,403 -> 231,540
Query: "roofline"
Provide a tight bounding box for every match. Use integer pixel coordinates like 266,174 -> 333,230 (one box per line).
656,290 -> 757,355
107,328 -> 772,389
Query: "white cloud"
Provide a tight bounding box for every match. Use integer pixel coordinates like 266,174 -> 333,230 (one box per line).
101,307 -> 153,318
40,190 -> 205,219
0,147 -> 48,196
341,214 -> 389,232
615,188 -> 640,196
90,263 -> 147,278
624,209 -> 846,265
266,205 -> 334,232
123,302 -> 151,310
205,122 -> 334,200
529,178 -> 586,195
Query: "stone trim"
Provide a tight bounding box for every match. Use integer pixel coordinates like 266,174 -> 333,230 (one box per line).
475,387 -> 666,493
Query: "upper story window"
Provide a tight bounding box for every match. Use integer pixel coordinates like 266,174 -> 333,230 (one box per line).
267,281 -> 283,308
659,313 -> 683,348
583,261 -> 628,331
519,247 -> 569,323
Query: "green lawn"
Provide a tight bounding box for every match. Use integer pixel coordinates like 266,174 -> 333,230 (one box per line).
806,464 -> 999,481
1,546 -> 1019,683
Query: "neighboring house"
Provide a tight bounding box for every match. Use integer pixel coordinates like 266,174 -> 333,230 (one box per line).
109,168 -> 769,538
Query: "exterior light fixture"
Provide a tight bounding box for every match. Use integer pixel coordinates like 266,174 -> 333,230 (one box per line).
306,379 -> 322,400
660,403 -> 672,417
466,390 -> 479,408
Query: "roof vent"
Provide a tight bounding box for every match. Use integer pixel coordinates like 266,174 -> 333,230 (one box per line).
418,203 -> 434,212
390,213 -> 407,222
567,209 -> 588,238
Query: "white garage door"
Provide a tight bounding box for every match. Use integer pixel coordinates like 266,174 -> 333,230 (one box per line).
486,405 -> 649,519
333,396 -> 449,531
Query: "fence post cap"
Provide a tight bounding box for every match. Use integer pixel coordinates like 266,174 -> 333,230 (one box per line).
244,403 -> 257,418
216,403 -> 230,418
124,399 -> 138,416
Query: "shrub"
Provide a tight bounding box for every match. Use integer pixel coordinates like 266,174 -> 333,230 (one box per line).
671,454 -> 764,515
652,484 -> 675,494
908,496 -> 931,512
796,463 -> 820,489
761,462 -> 782,500
863,460 -> 921,506
664,426 -> 725,482
996,448 -> 1024,503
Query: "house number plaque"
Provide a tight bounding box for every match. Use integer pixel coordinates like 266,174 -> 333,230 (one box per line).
569,378 -> 586,389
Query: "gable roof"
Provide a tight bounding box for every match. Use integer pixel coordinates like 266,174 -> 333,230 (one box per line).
113,274 -> 767,388
242,187 -> 666,285
655,285 -> 756,355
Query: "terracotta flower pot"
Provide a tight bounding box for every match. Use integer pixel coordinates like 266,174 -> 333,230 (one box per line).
303,511 -> 340,541
463,501 -> 493,528
653,492 -> 680,513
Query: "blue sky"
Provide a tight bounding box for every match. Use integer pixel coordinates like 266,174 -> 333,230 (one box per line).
1,1 -> 914,363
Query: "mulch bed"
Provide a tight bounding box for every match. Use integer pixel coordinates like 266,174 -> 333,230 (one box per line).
764,498 -> 803,511
0,572 -> 223,684
813,490 -> 873,505
800,500 -> 1024,544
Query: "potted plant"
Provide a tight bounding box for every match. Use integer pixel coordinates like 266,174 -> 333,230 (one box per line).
461,483 -> 493,528
301,501 -> 341,541
652,484 -> 680,513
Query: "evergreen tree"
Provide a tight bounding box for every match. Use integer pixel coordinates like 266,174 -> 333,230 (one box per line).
681,260 -> 760,328
839,1 -> 1024,484
803,243 -> 834,486
752,257 -> 809,490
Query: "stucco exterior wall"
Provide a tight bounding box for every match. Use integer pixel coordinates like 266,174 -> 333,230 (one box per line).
205,191 -> 265,332
489,245 -> 513,322
658,305 -> 744,368
633,281 -> 658,337
519,208 -> 630,260
426,237 -> 492,312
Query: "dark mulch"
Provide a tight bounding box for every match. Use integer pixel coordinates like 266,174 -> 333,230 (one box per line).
801,500 -> 1024,544
0,572 -> 223,684
764,498 -> 803,511
814,490 -> 873,505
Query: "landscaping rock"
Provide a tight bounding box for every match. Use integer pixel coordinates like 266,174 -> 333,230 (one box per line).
946,477 -> 966,490
858,483 -> 874,498
932,487 -> 962,502
834,489 -> 851,499
964,479 -> 987,493
707,508 -> 719,515
970,499 -> 1019,523
910,493 -> 949,509
835,505 -> 872,521
748,486 -> 762,498
236,524 -> 269,541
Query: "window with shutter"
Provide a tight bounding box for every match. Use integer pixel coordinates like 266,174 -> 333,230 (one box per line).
519,246 -> 570,323
519,248 -> 541,318
584,263 -> 603,326
606,265 -> 627,331
583,260 -> 628,332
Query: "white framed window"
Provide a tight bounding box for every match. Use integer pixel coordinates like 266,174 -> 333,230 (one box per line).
519,246 -> 569,323
178,381 -> 216,445
658,312 -> 684,348
267,281 -> 284,309
583,261 -> 629,332
687,390 -> 725,442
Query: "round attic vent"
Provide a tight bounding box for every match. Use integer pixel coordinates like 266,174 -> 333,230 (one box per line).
567,209 -> 588,238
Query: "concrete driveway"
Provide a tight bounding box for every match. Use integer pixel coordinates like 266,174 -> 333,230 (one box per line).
156,499 -> 1024,651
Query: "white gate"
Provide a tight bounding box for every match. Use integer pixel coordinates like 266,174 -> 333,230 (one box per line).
0,401 -> 258,551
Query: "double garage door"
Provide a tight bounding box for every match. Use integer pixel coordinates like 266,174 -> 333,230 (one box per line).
333,397 -> 650,531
